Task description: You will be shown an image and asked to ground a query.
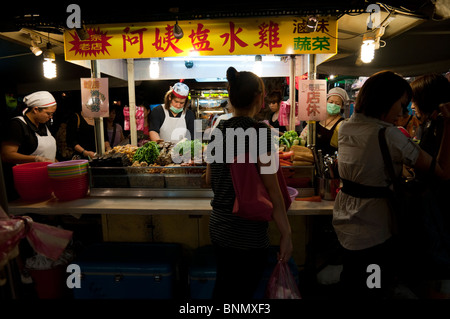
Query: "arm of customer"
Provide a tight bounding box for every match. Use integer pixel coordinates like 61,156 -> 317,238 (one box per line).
204,163 -> 212,188
258,156 -> 293,262
414,103 -> 450,180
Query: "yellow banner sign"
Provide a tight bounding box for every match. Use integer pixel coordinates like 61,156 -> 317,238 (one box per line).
64,16 -> 337,60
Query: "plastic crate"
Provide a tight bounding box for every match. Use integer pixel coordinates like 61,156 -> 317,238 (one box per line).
73,242 -> 181,299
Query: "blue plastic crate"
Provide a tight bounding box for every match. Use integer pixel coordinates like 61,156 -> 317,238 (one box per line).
73,242 -> 181,299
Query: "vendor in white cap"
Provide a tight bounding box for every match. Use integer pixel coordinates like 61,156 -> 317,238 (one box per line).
300,87 -> 349,155
149,82 -> 195,143
1,91 -> 57,201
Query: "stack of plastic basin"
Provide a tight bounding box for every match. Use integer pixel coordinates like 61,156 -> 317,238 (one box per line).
47,160 -> 89,201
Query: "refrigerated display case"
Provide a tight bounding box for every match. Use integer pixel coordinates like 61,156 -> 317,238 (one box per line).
191,90 -> 229,132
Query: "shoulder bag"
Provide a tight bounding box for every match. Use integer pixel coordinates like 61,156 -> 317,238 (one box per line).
229,152 -> 292,222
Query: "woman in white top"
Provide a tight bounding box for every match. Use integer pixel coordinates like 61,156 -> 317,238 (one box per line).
334,71 -> 450,299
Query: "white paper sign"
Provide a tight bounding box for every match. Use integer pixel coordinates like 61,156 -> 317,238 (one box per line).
297,79 -> 327,121
80,78 -> 109,118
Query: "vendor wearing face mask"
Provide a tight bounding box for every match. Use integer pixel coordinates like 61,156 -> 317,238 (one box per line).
1,91 -> 57,201
149,82 -> 195,143
300,87 -> 349,155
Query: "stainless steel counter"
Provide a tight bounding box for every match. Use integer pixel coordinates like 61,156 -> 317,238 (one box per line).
7,195 -> 334,216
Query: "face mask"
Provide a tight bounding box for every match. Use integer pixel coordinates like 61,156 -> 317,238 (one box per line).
170,106 -> 183,114
327,103 -> 341,115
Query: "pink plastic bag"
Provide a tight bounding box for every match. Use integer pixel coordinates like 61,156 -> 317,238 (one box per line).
0,208 -> 73,265
123,106 -> 144,131
265,261 -> 301,299
279,101 -> 300,127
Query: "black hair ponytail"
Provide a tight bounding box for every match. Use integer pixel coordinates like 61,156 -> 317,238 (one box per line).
226,66 -> 264,110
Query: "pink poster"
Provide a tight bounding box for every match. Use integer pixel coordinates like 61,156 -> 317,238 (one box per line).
80,78 -> 109,118
297,79 -> 327,121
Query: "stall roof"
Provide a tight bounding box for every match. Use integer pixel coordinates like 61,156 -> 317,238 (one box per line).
0,1 -> 449,93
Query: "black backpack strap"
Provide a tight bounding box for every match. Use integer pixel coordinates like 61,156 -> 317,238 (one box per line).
378,127 -> 398,189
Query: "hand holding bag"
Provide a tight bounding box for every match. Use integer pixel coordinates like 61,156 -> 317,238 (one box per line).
229,152 -> 292,221
265,261 -> 301,299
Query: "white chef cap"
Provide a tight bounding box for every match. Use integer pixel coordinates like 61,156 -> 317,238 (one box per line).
171,82 -> 189,99
327,87 -> 349,106
23,91 -> 56,109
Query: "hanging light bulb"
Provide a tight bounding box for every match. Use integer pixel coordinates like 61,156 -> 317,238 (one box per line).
174,17 -> 184,40
253,55 -> 262,76
43,42 -> 57,79
361,38 -> 375,63
360,31 -> 377,64
43,59 -> 57,79
149,58 -> 160,79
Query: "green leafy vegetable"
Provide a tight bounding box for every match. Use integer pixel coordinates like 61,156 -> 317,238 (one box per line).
173,139 -> 204,159
132,141 -> 160,164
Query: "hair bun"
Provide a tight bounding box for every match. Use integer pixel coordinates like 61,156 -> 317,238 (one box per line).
226,67 -> 239,83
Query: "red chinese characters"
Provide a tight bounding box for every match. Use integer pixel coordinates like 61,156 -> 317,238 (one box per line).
152,24 -> 184,54
68,28 -> 113,57
254,21 -> 282,52
220,22 -> 248,53
306,91 -> 321,117
122,27 -> 147,55
189,23 -> 213,52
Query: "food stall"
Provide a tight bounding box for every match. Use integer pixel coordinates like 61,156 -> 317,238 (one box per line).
4,15 -> 339,295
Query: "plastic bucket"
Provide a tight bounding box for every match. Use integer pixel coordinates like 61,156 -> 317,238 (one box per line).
29,266 -> 68,299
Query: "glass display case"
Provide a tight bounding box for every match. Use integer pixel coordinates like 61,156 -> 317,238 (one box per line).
89,164 -> 316,198
191,89 -> 229,132
89,165 -> 211,198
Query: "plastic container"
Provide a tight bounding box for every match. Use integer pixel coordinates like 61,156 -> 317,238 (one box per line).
50,175 -> 89,201
29,266 -> 68,299
73,242 -> 182,299
287,186 -> 298,202
48,160 -> 89,201
12,162 -> 53,201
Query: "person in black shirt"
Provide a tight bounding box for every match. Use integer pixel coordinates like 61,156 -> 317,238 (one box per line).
406,73 -> 450,293
1,91 -> 57,201
205,67 -> 293,299
266,90 -> 287,134
149,82 -> 195,142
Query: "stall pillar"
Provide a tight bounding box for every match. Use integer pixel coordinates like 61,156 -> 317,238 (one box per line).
288,55 -> 296,132
127,59 -> 138,146
306,54 -> 317,148
91,60 -> 105,156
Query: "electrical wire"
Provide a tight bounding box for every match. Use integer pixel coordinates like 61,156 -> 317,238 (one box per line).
325,5 -> 396,41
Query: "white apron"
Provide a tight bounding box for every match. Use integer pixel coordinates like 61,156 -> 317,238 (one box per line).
159,107 -> 188,143
17,116 -> 56,160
